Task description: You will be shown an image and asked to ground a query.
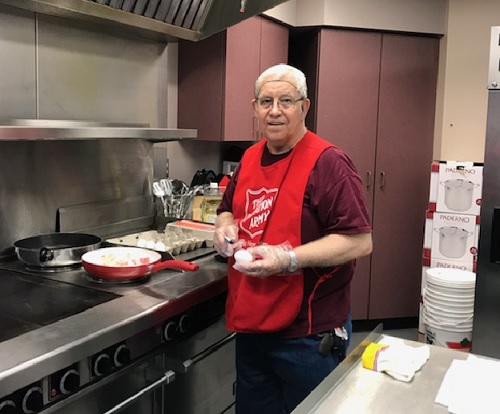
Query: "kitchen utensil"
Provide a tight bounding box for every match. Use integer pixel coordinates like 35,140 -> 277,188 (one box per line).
153,181 -> 168,216
81,246 -> 199,281
14,233 -> 102,267
171,179 -> 188,195
153,181 -> 165,198
159,178 -> 172,196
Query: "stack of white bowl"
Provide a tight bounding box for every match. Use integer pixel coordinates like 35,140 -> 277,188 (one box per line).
424,268 -> 476,350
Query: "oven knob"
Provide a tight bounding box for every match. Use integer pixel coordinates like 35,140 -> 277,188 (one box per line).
22,386 -> 43,413
178,313 -> 192,333
60,369 -> 80,395
94,354 -> 112,376
164,320 -> 177,341
114,344 -> 131,367
0,400 -> 16,414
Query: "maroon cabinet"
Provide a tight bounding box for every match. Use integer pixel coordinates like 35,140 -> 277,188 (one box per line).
178,16 -> 288,141
291,28 -> 439,320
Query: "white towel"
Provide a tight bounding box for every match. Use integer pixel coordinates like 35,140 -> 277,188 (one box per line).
362,338 -> 430,382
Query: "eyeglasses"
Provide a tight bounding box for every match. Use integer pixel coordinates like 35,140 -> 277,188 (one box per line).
256,97 -> 304,110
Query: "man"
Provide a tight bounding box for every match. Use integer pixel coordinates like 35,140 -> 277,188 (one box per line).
214,64 -> 372,414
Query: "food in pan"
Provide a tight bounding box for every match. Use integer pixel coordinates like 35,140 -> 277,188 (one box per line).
97,252 -> 152,267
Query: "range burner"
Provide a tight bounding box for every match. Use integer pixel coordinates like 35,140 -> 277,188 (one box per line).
25,263 -> 83,273
0,270 -> 120,343
85,273 -> 151,285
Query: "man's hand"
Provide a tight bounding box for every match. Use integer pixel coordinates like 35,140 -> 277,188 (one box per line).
233,244 -> 293,277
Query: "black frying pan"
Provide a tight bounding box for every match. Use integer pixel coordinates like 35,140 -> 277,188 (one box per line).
14,233 -> 102,267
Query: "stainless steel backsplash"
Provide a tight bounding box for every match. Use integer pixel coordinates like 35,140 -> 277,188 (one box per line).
0,140 -> 153,252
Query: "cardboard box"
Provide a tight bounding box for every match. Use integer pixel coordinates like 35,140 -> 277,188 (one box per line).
422,210 -> 479,265
428,161 -> 483,215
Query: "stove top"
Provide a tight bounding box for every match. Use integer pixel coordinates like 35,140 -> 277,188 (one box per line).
0,246 -> 216,344
0,269 -> 119,343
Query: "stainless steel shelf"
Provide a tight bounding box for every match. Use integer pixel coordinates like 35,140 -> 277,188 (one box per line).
0,120 -> 197,142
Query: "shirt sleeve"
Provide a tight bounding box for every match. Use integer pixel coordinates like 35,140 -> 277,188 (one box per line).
306,146 -> 372,235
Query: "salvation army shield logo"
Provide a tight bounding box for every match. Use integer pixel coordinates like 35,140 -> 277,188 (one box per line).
240,187 -> 279,239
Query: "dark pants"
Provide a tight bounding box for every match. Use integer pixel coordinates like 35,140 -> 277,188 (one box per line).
235,316 -> 352,414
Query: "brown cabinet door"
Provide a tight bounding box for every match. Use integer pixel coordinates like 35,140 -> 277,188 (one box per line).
178,16 -> 289,141
369,34 -> 439,319
224,17 -> 261,141
178,33 -> 226,141
315,29 -> 382,320
260,17 -> 289,71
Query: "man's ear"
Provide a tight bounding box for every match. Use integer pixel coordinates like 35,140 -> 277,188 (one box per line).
301,98 -> 311,118
252,99 -> 259,115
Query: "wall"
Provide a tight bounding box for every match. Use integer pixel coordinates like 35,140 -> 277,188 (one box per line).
0,7 -> 170,124
437,0 -> 499,163
267,0 -> 446,35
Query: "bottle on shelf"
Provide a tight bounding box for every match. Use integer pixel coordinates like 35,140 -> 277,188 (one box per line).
202,182 -> 223,224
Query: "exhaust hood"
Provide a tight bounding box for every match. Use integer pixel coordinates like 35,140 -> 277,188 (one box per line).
0,0 -> 290,42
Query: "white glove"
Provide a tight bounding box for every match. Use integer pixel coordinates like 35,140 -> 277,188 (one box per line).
213,223 -> 240,257
233,244 -> 292,278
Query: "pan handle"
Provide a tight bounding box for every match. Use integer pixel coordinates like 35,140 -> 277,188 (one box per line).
151,259 -> 199,272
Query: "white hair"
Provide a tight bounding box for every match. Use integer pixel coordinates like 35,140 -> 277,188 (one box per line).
255,64 -> 308,99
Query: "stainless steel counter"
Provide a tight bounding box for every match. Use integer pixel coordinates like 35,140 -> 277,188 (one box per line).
0,252 -> 229,398
292,326 -> 468,414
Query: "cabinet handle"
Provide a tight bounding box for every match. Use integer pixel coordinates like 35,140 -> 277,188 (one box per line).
366,171 -> 372,188
164,332 -> 236,373
379,171 -> 386,188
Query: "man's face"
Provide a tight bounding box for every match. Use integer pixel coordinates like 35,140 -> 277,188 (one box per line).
253,78 -> 310,151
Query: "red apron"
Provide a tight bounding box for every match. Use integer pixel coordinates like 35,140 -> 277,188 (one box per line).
226,131 -> 332,332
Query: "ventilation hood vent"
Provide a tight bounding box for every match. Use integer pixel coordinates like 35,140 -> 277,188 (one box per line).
0,0 -> 289,42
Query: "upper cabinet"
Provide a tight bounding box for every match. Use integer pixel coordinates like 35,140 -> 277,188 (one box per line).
178,16 -> 289,141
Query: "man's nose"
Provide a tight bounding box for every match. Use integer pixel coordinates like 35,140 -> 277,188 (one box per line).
270,100 -> 282,112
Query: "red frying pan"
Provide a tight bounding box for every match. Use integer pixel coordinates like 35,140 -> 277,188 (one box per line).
81,246 -> 199,281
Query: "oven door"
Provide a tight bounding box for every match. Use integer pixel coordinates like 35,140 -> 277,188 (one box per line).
47,355 -> 175,414
161,316 -> 236,414
47,316 -> 235,414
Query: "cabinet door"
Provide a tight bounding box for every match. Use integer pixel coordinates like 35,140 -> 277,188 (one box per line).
178,33 -> 226,141
369,34 -> 439,319
315,29 -> 382,320
260,17 -> 289,72
224,16 -> 289,141
224,17 -> 262,141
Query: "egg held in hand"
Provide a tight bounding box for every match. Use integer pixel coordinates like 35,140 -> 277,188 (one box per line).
234,249 -> 253,263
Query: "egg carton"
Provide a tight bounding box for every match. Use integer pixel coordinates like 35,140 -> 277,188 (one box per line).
107,228 -> 208,256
